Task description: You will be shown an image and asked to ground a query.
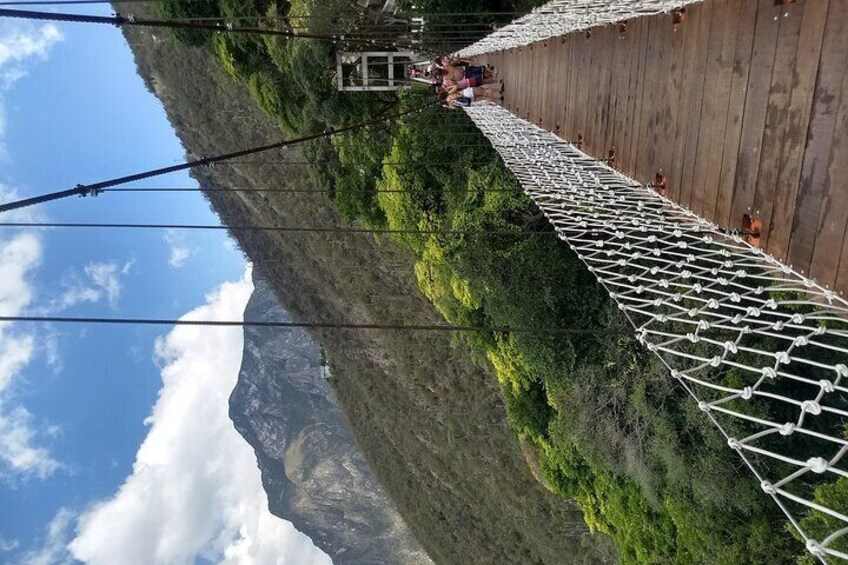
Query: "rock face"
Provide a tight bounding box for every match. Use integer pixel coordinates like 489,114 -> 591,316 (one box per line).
228,274 -> 432,565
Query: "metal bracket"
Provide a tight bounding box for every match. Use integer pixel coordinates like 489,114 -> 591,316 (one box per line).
618,22 -> 627,35
650,171 -> 667,196
742,212 -> 763,247
77,184 -> 103,198
672,8 -> 686,25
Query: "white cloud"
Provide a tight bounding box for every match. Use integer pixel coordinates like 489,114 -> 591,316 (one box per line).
21,507 -> 75,565
163,229 -> 195,269
69,269 -> 332,565
0,231 -> 60,479
0,23 -> 63,151
52,260 -> 133,311
0,536 -> 20,552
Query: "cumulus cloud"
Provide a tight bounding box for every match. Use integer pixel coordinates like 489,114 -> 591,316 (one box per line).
0,232 -> 60,479
21,507 -> 75,565
51,260 -> 134,311
69,270 -> 331,565
0,22 -> 63,151
163,229 -> 195,269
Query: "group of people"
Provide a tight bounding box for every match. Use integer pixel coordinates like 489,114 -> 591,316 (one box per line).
408,55 -> 504,109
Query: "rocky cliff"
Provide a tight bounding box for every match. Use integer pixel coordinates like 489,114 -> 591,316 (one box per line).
229,274 -> 431,564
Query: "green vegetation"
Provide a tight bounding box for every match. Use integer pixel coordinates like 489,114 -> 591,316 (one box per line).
147,0 -> 848,561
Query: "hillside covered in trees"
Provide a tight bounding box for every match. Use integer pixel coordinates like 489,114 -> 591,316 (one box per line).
122,19 -> 613,565
122,0 -> 847,562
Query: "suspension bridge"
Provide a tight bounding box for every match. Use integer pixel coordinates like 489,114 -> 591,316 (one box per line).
458,1 -> 848,562
1,0 -> 847,562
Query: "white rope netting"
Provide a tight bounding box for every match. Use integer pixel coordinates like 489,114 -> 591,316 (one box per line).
463,104 -> 848,562
457,0 -> 702,57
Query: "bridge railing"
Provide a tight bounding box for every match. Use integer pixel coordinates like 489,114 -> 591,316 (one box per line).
464,104 -> 848,562
458,0 -> 702,57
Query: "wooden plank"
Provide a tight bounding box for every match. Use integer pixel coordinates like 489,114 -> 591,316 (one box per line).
751,0 -> 805,250
542,39 -> 559,132
729,0 -> 781,228
691,0 -> 735,218
599,28 -> 617,155
679,0 -> 715,210
632,14 -> 661,180
575,28 -> 594,150
550,36 -> 569,138
655,10 -> 688,198
620,17 -> 647,175
714,0 -> 759,227
787,0 -> 847,275
669,3 -> 705,203
815,64 -> 848,289
606,19 -> 633,158
637,14 -> 672,185
767,0 -> 829,265
618,17 -> 645,175
590,27 -> 614,157
809,7 -> 848,288
564,33 -> 581,137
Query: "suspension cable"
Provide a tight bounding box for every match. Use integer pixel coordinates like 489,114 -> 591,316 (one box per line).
101,186 -> 521,194
0,7 -> 417,49
0,222 -> 557,237
0,101 -> 433,214
0,315 -> 624,335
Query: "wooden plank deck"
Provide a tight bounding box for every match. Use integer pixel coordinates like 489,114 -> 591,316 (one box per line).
476,0 -> 848,295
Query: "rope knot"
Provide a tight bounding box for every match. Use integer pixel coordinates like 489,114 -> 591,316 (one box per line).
709,356 -> 722,367
697,320 -> 710,331
760,480 -> 776,494
802,400 -> 822,416
740,386 -> 753,400
727,437 -> 741,450
698,401 -> 710,412
806,539 -> 825,558
819,380 -> 835,393
793,336 -> 809,347
775,351 -> 790,364
779,422 -> 795,436
835,364 -> 848,378
686,333 -> 699,343
724,341 -> 738,354
746,307 -> 761,317
761,367 -> 777,379
807,457 -> 828,474
730,293 -> 741,303
791,313 -> 805,324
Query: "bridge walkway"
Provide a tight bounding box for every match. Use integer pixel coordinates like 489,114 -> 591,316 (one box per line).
476,0 -> 848,294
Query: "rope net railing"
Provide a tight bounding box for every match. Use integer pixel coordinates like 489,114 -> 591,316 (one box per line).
463,104 -> 848,562
457,0 -> 702,57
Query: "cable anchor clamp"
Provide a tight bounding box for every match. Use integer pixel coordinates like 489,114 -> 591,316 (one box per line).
77,184 -> 102,198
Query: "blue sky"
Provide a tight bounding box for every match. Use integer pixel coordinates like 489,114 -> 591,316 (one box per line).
0,9 -> 330,564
